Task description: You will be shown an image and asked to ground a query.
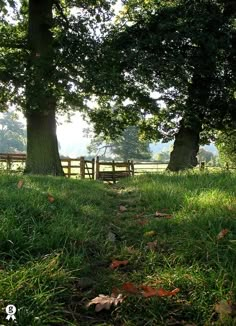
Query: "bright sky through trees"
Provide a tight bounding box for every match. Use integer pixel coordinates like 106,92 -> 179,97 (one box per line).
57,113 -> 90,157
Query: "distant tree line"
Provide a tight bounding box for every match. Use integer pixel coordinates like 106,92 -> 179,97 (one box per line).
0,112 -> 26,153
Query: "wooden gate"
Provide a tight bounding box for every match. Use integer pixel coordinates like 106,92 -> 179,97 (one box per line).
95,157 -> 134,183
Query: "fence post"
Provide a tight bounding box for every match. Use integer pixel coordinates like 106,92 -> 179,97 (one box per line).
67,159 -> 71,178
131,160 -> 135,176
80,156 -> 85,179
6,154 -> 11,171
95,156 -> 100,180
112,160 -> 116,183
91,158 -> 95,179
200,161 -> 205,171
127,160 -> 130,175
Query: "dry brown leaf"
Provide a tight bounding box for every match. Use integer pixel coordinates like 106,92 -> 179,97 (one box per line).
122,282 -> 139,294
215,300 -> 236,318
110,259 -> 129,269
86,293 -> 124,312
155,211 -> 173,219
119,205 -> 127,212
17,180 -> 24,189
140,285 -> 159,298
48,194 -> 55,203
111,287 -> 120,296
157,287 -> 180,297
140,285 -> 180,298
217,229 -> 229,240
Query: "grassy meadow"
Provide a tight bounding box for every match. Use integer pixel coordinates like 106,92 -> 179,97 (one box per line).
0,171 -> 235,325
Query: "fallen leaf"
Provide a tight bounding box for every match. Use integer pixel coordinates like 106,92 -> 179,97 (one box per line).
157,287 -> 180,297
119,205 -> 127,212
155,211 -> 173,219
144,231 -> 156,237
215,300 -> 236,318
48,194 -> 55,203
110,259 -> 129,269
140,285 -> 159,298
146,240 -> 158,250
86,293 -> 124,312
217,229 -> 229,240
122,282 -> 140,294
111,287 -> 120,296
140,285 -> 180,298
17,180 -> 24,189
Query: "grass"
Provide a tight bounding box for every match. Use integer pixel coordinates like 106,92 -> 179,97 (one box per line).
0,171 -> 235,325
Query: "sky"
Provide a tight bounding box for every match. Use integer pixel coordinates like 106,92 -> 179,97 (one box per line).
57,113 -> 91,157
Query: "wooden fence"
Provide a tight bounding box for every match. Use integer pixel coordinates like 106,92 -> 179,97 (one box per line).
0,153 -> 234,181
0,153 -> 94,179
0,153 -> 26,172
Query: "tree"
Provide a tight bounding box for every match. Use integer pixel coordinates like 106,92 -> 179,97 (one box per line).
0,111 -> 26,152
216,131 -> 236,166
0,0 -> 113,175
113,127 -> 152,161
154,149 -> 170,163
197,148 -> 214,164
88,126 -> 152,161
86,0 -> 236,171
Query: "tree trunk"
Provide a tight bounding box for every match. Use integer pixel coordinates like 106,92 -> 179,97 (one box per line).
25,0 -> 64,175
25,110 -> 64,175
167,122 -> 201,172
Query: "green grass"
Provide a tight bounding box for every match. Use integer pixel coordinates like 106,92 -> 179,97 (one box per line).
0,171 -> 235,325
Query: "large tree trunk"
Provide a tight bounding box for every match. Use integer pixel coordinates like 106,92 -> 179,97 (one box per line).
25,0 -> 64,175
167,121 -> 201,172
26,110 -> 64,175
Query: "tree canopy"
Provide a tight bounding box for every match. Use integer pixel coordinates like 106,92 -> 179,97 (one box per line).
88,126 -> 152,161
0,0 -> 115,174
216,130 -> 236,166
0,0 -> 235,173
85,0 -> 236,170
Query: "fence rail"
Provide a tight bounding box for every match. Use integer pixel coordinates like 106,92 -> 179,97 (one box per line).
0,153 -> 234,181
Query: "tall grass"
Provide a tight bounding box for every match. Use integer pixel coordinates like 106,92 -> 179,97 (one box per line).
0,171 -> 235,325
